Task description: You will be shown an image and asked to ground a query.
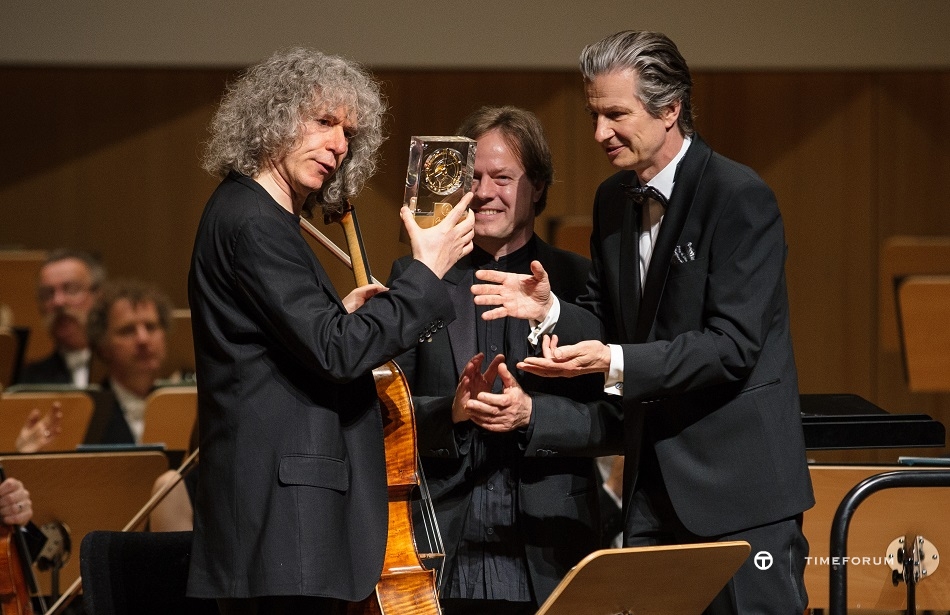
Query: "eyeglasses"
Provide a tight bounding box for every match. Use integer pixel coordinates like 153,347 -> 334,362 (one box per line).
37,282 -> 93,302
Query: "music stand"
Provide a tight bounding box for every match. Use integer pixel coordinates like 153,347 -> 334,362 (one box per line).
535,541 -> 750,615
0,390 -> 95,452
141,385 -> 197,451
0,451 -> 169,597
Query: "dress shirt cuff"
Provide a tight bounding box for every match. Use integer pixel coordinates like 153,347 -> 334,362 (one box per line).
527,295 -> 560,346
604,344 -> 624,396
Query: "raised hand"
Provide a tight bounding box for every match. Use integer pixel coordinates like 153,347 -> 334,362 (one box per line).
15,402 -> 63,453
472,260 -> 553,322
517,334 -> 611,378
403,193 -> 476,279
451,353 -> 503,424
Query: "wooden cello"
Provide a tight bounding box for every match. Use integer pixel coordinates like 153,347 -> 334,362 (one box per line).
0,465 -> 47,615
301,202 -> 442,615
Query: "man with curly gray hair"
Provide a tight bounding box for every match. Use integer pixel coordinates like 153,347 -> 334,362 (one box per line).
187,47 -> 475,614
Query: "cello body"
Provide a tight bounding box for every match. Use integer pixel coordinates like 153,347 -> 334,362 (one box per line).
345,362 -> 441,615
306,205 -> 442,615
0,524 -> 34,615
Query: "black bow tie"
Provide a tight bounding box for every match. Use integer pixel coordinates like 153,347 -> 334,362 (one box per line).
621,183 -> 669,207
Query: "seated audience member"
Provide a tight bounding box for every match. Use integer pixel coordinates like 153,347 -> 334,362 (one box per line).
83,279 -> 171,445
18,250 -> 106,387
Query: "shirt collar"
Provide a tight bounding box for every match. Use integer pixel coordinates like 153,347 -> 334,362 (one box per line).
644,136 -> 692,201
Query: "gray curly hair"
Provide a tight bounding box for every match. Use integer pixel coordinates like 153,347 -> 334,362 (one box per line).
203,47 -> 387,214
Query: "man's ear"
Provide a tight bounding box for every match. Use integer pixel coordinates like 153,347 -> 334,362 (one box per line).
660,100 -> 681,130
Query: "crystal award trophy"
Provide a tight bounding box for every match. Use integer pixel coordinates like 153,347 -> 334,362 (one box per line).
401,136 -> 476,241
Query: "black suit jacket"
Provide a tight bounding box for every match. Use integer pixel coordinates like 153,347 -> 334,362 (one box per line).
17,352 -> 73,385
186,173 -> 456,601
556,136 -> 814,538
83,379 -> 137,445
389,237 -> 622,604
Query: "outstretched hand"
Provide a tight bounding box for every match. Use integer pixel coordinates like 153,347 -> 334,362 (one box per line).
517,334 -> 612,378
471,260 -> 552,322
403,193 -> 475,279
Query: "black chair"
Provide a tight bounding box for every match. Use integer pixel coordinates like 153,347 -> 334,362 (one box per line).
79,531 -> 218,615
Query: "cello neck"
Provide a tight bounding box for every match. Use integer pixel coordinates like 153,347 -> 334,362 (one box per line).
325,200 -> 373,287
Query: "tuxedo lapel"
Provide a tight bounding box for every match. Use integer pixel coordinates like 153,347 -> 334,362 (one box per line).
444,258 -> 476,377
619,184 -> 641,342
634,137 -> 712,341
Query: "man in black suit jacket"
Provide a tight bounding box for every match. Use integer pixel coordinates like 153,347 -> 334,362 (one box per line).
17,249 -> 104,387
473,32 -> 814,614
389,106 -> 622,615
186,48 -> 475,615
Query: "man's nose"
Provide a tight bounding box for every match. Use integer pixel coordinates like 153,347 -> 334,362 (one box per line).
593,116 -> 613,142
473,178 -> 494,201
328,124 -> 348,155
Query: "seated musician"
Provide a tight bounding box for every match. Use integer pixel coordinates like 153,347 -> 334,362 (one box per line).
17,249 -> 105,387
82,279 -> 171,445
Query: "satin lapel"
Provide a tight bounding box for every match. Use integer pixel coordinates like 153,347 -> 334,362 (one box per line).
619,190 -> 641,343
444,259 -> 476,377
634,137 -> 713,342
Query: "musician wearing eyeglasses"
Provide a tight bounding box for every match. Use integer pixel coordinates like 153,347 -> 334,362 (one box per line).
17,249 -> 105,387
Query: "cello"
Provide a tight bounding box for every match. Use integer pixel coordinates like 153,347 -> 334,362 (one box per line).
0,465 -> 47,615
301,202 -> 443,615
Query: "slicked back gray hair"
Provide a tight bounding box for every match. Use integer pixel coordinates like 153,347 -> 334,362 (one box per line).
456,105 -> 554,215
203,47 -> 386,215
579,31 -> 695,136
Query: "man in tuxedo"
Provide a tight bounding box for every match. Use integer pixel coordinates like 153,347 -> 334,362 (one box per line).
18,249 -> 105,386
472,31 -> 814,614
83,279 -> 171,444
388,106 -> 621,615
186,48 -> 474,615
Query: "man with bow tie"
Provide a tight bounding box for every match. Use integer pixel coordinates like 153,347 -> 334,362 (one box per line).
472,31 -> 814,614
